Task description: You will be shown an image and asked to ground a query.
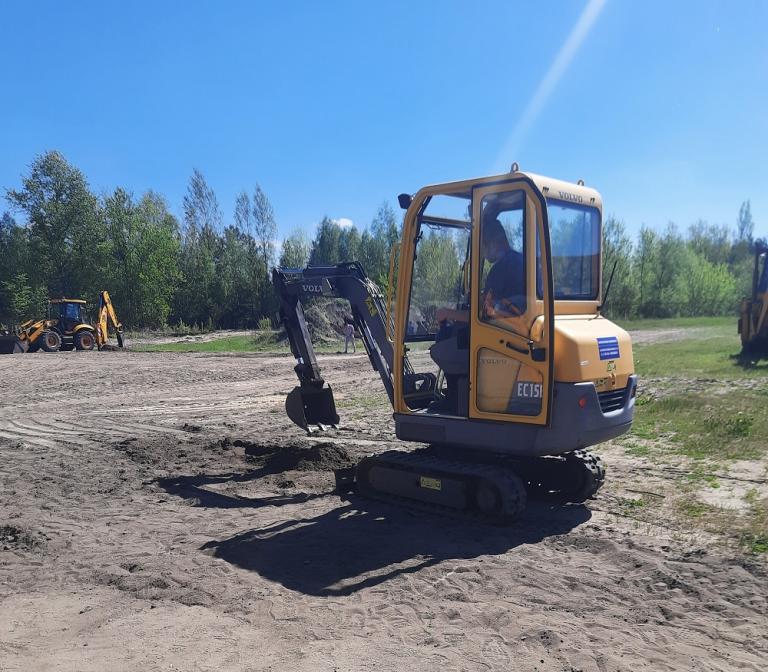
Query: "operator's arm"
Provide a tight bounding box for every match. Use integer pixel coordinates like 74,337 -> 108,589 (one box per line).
435,307 -> 469,323
482,292 -> 524,320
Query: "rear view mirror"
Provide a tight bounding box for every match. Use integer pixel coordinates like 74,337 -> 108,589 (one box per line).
398,193 -> 412,210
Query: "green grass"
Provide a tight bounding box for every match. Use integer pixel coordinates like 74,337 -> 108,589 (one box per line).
627,321 -> 768,461
677,497 -> 717,519
740,489 -> 768,554
633,334 -> 768,378
131,331 -> 348,354
617,496 -> 647,511
132,334 -> 277,353
631,391 -> 767,461
616,315 -> 733,331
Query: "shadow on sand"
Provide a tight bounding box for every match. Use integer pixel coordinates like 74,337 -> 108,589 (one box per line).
157,470 -> 328,509
200,496 -> 592,596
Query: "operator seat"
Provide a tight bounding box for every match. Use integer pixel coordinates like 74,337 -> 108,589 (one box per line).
428,323 -> 469,416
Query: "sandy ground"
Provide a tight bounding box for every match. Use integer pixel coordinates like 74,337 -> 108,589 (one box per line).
1,350 -> 766,672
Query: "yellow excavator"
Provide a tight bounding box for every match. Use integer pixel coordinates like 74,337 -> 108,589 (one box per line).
273,166 -> 636,522
0,291 -> 123,354
738,239 -> 768,356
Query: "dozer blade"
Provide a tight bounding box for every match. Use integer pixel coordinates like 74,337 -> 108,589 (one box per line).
0,336 -> 26,354
285,385 -> 340,432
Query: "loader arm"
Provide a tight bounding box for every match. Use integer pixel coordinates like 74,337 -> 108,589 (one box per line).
272,262 -> 396,431
1,319 -> 46,354
96,291 -> 124,350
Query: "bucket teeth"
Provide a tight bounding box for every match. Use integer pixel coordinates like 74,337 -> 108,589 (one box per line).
285,385 -> 340,432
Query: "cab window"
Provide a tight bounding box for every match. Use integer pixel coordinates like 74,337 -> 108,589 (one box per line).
478,191 -> 526,327
537,201 -> 600,300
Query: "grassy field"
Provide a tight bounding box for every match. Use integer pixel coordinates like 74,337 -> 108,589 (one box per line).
618,319 -> 768,555
132,332 -> 346,354
615,315 -> 734,331
132,334 -> 273,353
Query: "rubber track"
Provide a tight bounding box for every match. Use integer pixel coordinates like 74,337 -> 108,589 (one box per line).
511,450 -> 605,502
356,450 -> 527,525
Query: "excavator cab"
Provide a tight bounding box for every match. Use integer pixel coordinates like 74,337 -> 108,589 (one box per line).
391,171 -> 634,457
395,177 -> 554,427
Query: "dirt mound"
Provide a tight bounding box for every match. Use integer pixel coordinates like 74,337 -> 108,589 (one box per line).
303,298 -> 351,340
232,439 -> 353,473
95,564 -> 214,607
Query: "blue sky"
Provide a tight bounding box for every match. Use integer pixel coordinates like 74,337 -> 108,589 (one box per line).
1,0 -> 766,242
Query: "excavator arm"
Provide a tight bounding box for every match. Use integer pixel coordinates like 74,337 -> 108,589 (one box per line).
272,262 -> 396,431
96,291 -> 124,350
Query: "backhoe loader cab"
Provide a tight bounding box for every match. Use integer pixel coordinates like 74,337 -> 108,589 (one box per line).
273,168 -> 636,521
50,299 -> 88,333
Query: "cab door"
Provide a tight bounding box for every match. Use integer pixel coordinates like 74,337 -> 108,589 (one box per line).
469,178 -> 554,425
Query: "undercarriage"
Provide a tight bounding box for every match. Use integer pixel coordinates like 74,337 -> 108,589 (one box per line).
335,446 -> 605,523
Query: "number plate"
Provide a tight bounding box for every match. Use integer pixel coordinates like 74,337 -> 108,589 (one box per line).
419,476 -> 442,491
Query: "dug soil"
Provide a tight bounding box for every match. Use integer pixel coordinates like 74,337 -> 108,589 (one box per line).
0,351 -> 765,671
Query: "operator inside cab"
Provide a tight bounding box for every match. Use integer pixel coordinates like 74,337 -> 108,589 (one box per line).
430,211 -> 526,415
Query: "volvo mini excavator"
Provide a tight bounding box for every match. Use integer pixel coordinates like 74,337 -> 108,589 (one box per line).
738,239 -> 768,357
0,291 -> 124,354
273,167 -> 636,522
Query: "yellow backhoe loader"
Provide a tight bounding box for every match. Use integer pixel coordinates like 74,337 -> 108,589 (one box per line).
738,239 -> 768,356
273,166 -> 636,522
0,291 -> 123,354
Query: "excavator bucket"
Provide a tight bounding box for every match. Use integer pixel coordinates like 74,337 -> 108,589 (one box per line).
0,335 -> 26,354
285,385 -> 340,431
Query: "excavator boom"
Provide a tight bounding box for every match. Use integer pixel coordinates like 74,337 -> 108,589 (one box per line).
272,263 -> 394,431
96,291 -> 124,350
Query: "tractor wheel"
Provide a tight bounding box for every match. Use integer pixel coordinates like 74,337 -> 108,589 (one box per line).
75,331 -> 96,351
40,331 -> 62,352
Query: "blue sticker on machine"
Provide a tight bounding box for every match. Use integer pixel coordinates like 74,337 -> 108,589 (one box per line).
597,336 -> 620,360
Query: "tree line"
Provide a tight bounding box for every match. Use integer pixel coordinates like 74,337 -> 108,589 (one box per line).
0,150 -> 760,329
601,205 -> 756,318
0,151 -> 400,329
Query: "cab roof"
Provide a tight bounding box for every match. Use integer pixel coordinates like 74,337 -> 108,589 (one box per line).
50,298 -> 87,304
417,168 -> 603,210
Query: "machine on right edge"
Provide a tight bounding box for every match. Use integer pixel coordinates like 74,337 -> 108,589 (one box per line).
739,239 -> 768,357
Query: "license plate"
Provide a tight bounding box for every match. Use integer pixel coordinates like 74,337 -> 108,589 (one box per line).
419,476 -> 442,491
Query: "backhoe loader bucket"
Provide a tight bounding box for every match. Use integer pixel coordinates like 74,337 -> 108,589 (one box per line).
0,335 -> 26,354
285,385 -> 340,431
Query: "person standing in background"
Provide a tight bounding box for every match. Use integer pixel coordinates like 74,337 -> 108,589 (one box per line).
343,316 -> 356,354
